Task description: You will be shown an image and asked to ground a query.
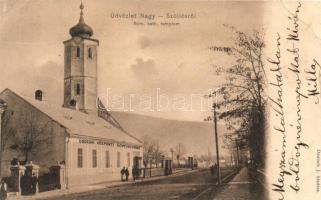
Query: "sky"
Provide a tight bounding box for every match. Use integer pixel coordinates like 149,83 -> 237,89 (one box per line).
0,0 -> 265,121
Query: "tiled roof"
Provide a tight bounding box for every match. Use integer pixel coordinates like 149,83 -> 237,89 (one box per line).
0,89 -> 142,147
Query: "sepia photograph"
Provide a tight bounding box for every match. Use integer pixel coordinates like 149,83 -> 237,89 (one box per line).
0,0 -> 320,199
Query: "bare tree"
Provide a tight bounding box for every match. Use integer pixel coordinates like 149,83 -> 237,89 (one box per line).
152,142 -> 165,168
3,109 -> 53,162
142,135 -> 156,168
141,135 -> 166,169
174,143 -> 187,167
214,26 -> 267,168
1,109 -> 16,152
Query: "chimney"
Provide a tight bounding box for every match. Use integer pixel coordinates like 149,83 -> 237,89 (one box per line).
35,90 -> 43,101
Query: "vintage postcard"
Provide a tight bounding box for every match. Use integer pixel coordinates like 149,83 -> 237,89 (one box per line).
0,0 -> 320,199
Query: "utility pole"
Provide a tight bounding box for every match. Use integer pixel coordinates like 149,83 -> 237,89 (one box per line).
149,156 -> 152,177
204,88 -> 222,185
170,148 -> 174,168
213,102 -> 221,184
178,143 -> 181,168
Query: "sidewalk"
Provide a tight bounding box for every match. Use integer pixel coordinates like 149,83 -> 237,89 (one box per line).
8,168 -> 199,200
213,167 -> 268,200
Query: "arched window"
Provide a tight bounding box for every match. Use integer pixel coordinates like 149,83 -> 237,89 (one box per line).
88,48 -> 92,59
69,99 -> 76,107
35,90 -> 43,101
76,47 -> 80,58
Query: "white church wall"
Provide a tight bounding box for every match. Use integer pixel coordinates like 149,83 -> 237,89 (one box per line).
66,136 -> 142,187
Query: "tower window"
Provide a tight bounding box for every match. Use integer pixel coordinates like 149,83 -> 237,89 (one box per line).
88,48 -> 92,59
76,47 -> 80,58
76,83 -> 81,95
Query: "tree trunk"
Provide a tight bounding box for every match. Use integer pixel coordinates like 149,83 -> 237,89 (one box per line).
143,161 -> 147,178
25,151 -> 29,163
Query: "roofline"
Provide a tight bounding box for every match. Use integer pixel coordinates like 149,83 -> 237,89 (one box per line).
96,98 -> 142,144
0,88 -> 68,130
120,129 -> 143,144
0,88 -> 10,96
0,89 -> 142,146
63,37 -> 99,45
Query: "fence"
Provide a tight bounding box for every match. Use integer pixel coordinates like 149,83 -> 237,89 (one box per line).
142,168 -> 165,178
38,172 -> 59,192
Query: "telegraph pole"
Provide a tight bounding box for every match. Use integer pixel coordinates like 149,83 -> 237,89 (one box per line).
213,102 -> 221,184
204,88 -> 222,185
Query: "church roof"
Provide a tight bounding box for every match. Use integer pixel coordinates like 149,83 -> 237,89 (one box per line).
69,2 -> 93,38
0,89 -> 142,147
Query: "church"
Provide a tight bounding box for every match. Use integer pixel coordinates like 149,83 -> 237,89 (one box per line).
0,3 -> 143,188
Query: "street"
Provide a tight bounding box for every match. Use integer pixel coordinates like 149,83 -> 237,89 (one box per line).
42,168 -> 239,200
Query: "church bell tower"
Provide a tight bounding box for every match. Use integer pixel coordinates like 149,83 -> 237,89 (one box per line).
63,2 -> 99,113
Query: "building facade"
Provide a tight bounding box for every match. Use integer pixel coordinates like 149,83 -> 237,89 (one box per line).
0,3 -> 143,188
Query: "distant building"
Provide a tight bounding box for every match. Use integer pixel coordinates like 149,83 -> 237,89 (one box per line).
0,3 -> 142,188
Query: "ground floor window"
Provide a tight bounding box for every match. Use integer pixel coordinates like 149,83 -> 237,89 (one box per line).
106,150 -> 111,168
77,148 -> 83,168
117,151 -> 121,168
92,149 -> 97,168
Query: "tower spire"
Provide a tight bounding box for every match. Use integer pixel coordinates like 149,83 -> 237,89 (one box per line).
79,1 -> 85,24
80,1 -> 84,16
69,0 -> 93,38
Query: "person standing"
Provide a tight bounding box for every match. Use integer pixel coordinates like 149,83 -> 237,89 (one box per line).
132,167 -> 135,181
132,167 -> 137,181
210,165 -> 214,175
120,167 -> 126,181
125,168 -> 129,181
0,178 -> 7,200
136,167 -> 140,180
214,163 -> 218,175
20,174 -> 26,195
31,173 -> 38,194
25,171 -> 33,195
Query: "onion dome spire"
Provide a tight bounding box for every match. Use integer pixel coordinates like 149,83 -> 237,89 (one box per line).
80,1 -> 84,15
69,1 -> 93,38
